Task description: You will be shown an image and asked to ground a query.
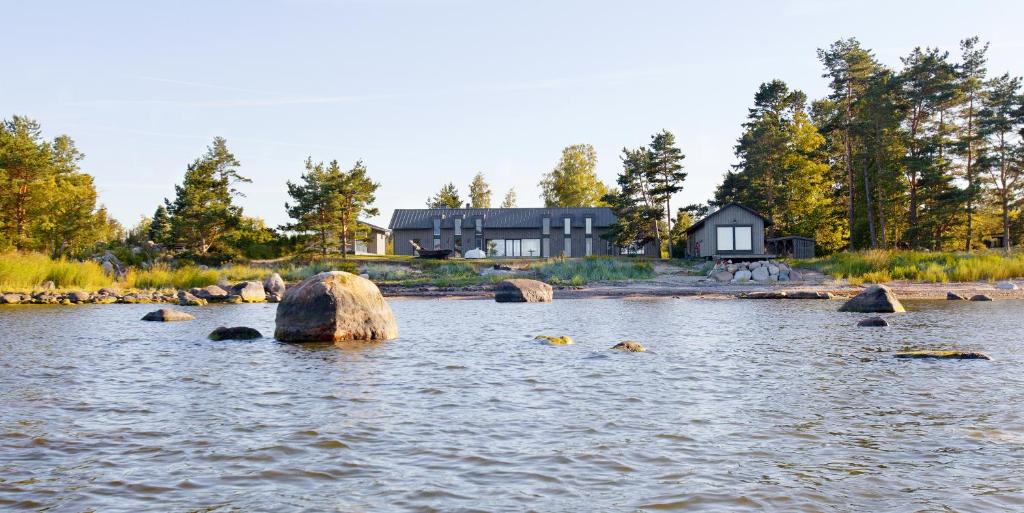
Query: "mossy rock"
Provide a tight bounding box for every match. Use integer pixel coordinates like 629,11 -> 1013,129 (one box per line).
535,335 -> 573,345
611,341 -> 646,352
894,350 -> 990,360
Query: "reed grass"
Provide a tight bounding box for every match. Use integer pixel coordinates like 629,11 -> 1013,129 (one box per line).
794,249 -> 1024,283
534,256 -> 653,285
0,252 -> 114,290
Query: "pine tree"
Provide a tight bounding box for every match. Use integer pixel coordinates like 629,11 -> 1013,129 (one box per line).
334,160 -> 380,259
166,137 -> 250,254
979,72 -> 1023,252
468,172 -> 492,208
284,158 -> 341,255
149,205 -> 171,244
501,187 -> 517,208
955,36 -> 989,251
539,144 -> 610,207
601,148 -> 663,253
426,183 -> 462,208
647,130 -> 687,258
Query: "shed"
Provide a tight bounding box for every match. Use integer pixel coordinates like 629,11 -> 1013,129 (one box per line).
766,236 -> 816,259
685,203 -> 773,259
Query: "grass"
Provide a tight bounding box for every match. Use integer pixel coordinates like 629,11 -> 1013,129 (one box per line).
533,256 -> 654,285
0,252 -> 114,290
794,249 -> 1024,284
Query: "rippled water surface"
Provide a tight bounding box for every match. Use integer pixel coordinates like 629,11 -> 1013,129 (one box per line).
2,298 -> 1023,512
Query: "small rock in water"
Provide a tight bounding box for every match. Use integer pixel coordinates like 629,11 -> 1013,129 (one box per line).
969,294 -> 993,302
610,341 -> 646,352
209,326 -> 263,341
894,350 -> 991,360
535,335 -> 573,345
141,308 -> 195,322
946,291 -> 967,300
857,316 -> 888,327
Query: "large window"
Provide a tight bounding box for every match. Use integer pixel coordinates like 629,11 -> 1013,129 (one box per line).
541,238 -> 550,258
717,226 -> 752,252
489,239 -> 541,257
564,218 -> 571,235
585,217 -> 592,235
453,218 -> 461,236
563,237 -> 572,257
542,217 -> 550,235
432,218 -> 442,249
585,238 -> 593,256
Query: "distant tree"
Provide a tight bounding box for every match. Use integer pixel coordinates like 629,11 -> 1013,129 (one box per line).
647,130 -> 687,257
539,144 -> 610,207
979,72 -> 1023,252
285,158 -> 380,258
426,182 -> 462,208
501,187 -> 517,208
468,172 -> 492,208
166,137 -> 250,254
602,147 -> 663,253
955,36 -> 990,251
148,205 -> 171,244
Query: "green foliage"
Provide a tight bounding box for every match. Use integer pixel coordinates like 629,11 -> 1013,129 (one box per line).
0,116 -> 116,257
127,264 -> 220,290
0,251 -> 113,290
534,256 -> 653,284
148,205 -> 171,244
539,144 -> 610,207
501,187 -> 517,208
166,137 -> 249,254
426,182 -> 462,208
795,249 -> 1024,283
469,172 -> 492,208
602,147 -> 664,252
284,158 -> 380,257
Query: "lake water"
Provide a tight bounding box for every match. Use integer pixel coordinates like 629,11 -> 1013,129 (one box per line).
1,298 -> 1022,512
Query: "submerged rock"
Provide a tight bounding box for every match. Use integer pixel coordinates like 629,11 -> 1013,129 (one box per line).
838,285 -> 905,313
739,291 -> 787,299
209,326 -> 263,341
494,279 -> 553,303
946,291 -> 967,300
787,290 -> 833,299
141,308 -> 195,322
274,271 -> 398,342
894,350 -> 990,360
857,316 -> 889,327
535,335 -> 573,345
232,281 -> 267,303
610,341 -> 646,352
970,294 -> 993,302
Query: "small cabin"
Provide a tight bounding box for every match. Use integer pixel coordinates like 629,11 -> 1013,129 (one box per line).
685,203 -> 773,259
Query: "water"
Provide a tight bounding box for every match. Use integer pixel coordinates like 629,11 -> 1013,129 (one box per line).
1,298 -> 1023,512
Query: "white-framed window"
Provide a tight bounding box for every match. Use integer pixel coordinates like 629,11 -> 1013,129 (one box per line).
454,218 -> 461,236
717,226 -> 752,252
542,238 -> 550,257
475,218 -> 483,233
585,217 -> 592,235
542,217 -> 550,235
563,237 -> 572,257
432,218 -> 441,236
564,218 -> 571,235
585,238 -> 593,256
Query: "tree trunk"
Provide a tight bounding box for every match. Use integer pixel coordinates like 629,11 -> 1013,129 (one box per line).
664,196 -> 672,259
875,144 -> 887,248
964,97 -> 975,253
862,158 -> 877,249
844,84 -> 856,251
1003,194 -> 1011,254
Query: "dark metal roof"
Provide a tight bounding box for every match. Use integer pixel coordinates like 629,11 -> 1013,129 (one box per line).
685,203 -> 774,234
388,208 -> 617,230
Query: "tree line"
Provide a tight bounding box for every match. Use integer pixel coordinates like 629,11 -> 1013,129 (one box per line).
716,36 -> 1024,253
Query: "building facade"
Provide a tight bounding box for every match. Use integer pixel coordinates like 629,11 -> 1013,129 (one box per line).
685,203 -> 773,259
388,207 -> 658,257
347,221 -> 389,255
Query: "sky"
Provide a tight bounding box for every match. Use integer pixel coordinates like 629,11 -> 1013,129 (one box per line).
5,0 -> 1024,229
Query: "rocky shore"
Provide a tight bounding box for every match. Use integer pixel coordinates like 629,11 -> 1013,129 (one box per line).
0,274 -> 286,306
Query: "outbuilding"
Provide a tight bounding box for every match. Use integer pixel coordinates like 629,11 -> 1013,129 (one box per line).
766,236 -> 816,259
685,203 -> 773,259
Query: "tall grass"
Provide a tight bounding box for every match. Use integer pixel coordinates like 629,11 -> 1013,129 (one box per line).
0,252 -> 114,290
534,256 -> 654,285
125,264 -> 220,290
794,250 -> 1024,283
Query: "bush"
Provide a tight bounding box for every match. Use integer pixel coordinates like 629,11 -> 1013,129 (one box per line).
534,256 -> 654,285
794,249 -> 1024,283
0,252 -> 113,290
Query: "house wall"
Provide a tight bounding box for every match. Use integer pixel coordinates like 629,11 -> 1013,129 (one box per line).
391,226 -> 654,257
366,231 -> 387,255
688,205 -> 766,258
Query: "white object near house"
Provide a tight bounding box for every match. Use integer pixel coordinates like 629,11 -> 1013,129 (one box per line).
995,281 -> 1018,290
464,248 -> 486,259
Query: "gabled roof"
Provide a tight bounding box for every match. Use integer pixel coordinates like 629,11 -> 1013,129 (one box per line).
358,220 -> 389,233
388,207 -> 617,230
685,203 -> 773,234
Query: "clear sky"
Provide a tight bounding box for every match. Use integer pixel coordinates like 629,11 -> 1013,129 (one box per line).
6,0 -> 1023,229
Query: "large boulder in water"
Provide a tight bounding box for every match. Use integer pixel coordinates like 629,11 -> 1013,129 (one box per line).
274,271 -> 398,342
838,285 -> 905,313
232,281 -> 267,303
264,273 -> 286,297
494,279 -> 553,303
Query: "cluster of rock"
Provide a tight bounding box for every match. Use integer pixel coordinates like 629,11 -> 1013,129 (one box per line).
0,273 -> 288,306
708,260 -> 801,283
